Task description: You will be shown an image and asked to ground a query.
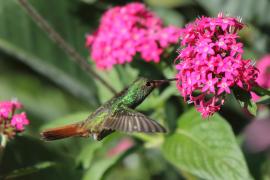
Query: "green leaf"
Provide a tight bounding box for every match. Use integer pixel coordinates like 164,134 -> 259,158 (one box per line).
261,155 -> 270,180
146,0 -> 193,8
40,112 -> 90,130
3,161 -> 55,179
162,108 -> 252,180
93,66 -> 126,104
80,0 -> 97,4
256,96 -> 270,105
76,142 -> 102,169
82,134 -> 136,180
195,0 -> 270,25
247,101 -> 257,116
1,136 -> 81,180
252,86 -> 270,97
82,154 -> 122,180
94,65 -> 139,104
233,87 -> 257,116
152,7 -> 184,27
138,85 -> 179,111
0,0 -> 99,106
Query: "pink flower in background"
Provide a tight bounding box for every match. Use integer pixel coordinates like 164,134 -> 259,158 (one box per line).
175,13 -> 258,118
0,100 -> 22,118
11,112 -> 29,131
244,118 -> 270,152
252,55 -> 270,101
0,100 -> 29,139
107,138 -> 134,157
86,2 -> 181,69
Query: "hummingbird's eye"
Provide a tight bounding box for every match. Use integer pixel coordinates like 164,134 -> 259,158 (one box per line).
146,81 -> 152,87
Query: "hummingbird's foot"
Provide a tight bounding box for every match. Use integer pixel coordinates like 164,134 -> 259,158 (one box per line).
92,129 -> 115,141
93,133 -> 98,141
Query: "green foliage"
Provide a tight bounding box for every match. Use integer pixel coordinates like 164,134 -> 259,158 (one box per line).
0,60 -> 89,123
2,161 -> 56,180
196,0 -> 270,25
40,112 -> 90,130
146,0 -> 192,8
82,152 -> 123,180
76,142 -> 101,169
163,108 -> 251,180
0,0 -> 99,106
0,136 -> 82,180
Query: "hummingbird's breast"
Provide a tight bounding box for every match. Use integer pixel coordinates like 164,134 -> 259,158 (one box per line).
82,106 -> 111,130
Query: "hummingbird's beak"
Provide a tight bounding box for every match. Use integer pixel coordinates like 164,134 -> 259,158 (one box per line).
151,78 -> 178,87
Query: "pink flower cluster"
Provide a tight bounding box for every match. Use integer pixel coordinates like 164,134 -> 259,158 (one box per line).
107,138 -> 134,157
252,55 -> 270,101
86,2 -> 180,69
0,100 -> 29,139
175,13 -> 258,118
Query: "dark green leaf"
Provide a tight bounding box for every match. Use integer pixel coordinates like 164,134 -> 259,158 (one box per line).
233,87 -> 257,116
80,0 -> 97,4
0,136 -> 81,180
252,86 -> 270,97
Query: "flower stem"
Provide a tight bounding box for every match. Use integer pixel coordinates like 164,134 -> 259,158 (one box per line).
17,0 -> 117,94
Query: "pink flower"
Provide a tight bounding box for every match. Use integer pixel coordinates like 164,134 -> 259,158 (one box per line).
196,98 -> 221,118
11,112 -> 29,131
196,38 -> 215,59
107,138 -> 134,157
252,55 -> 270,101
230,42 -> 243,56
217,79 -> 232,95
159,26 -> 181,47
86,3 -> 181,69
244,117 -> 270,152
202,74 -> 218,93
175,13 -> 258,118
216,37 -> 229,50
0,100 -> 29,139
0,100 -> 22,118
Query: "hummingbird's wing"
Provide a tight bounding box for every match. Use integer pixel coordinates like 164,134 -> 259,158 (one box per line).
103,107 -> 166,133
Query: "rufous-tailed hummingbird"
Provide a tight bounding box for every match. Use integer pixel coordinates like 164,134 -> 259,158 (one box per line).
41,77 -> 177,141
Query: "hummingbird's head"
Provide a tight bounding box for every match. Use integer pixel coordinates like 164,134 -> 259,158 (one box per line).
123,77 -> 177,108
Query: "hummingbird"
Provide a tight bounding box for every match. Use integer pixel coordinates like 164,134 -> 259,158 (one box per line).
41,77 -> 177,141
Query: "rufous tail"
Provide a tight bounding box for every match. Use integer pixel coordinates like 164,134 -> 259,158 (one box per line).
40,123 -> 88,141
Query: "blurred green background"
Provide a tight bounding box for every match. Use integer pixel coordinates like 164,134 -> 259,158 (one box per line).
1,0 -> 270,179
